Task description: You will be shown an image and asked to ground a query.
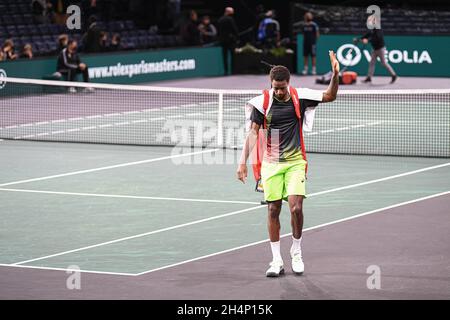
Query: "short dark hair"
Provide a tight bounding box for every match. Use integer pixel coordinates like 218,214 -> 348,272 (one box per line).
67,39 -> 77,47
270,65 -> 290,82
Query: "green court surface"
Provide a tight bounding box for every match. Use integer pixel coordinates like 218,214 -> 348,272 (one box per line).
0,140 -> 449,275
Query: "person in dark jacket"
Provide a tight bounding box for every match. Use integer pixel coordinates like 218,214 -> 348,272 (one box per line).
181,10 -> 201,46
198,15 -> 217,44
217,7 -> 239,75
359,15 -> 397,84
57,39 -> 92,91
81,15 -> 102,53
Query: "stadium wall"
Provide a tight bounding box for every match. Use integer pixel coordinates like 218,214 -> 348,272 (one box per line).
0,46 -> 224,83
297,34 -> 450,77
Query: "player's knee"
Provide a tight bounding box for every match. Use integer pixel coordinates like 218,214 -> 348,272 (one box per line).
290,203 -> 303,217
268,205 -> 281,219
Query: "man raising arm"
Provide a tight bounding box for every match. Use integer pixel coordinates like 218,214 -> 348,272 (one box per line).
237,51 -> 339,277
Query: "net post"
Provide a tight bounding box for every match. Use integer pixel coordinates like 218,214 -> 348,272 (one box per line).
217,92 -> 224,147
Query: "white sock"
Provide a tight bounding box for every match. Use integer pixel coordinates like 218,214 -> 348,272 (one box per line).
270,241 -> 282,262
291,236 -> 302,255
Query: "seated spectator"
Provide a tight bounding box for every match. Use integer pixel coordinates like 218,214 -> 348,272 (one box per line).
109,33 -> 121,51
57,34 -> 69,52
180,10 -> 201,46
2,39 -> 18,60
20,44 -> 34,59
198,15 -> 217,44
56,39 -> 93,92
81,15 -> 102,53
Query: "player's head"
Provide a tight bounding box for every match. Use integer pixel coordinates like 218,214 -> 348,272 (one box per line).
225,7 -> 234,16
270,65 -> 290,100
304,12 -> 313,22
67,39 -> 77,52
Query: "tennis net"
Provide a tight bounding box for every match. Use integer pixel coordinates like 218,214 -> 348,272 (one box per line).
0,76 -> 449,158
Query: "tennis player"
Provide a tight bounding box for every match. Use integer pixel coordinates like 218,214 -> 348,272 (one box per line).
237,51 -> 339,277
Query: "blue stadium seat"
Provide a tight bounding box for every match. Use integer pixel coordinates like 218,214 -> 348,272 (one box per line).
165,35 -> 177,47
11,14 -> 25,25
2,16 -> 14,25
18,4 -> 30,14
46,41 -> 57,53
136,30 -> 147,37
137,36 -> 148,49
20,36 -> 32,44
146,35 -> 157,48
23,14 -> 33,23
48,24 -> 60,35
6,25 -> 18,37
16,25 -> 27,36
38,24 -> 51,35
124,20 -> 135,30
27,24 -> 40,36
8,5 -> 20,14
96,21 -> 106,30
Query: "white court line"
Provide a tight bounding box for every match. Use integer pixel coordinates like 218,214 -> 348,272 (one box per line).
0,263 -> 136,277
307,162 -> 450,197
0,149 -> 219,187
8,161 -> 450,268
11,205 -> 266,266
0,188 -> 261,205
3,190 -> 449,277
135,190 -> 450,276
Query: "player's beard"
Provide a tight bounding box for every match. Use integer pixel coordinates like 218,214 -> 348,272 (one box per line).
275,92 -> 289,101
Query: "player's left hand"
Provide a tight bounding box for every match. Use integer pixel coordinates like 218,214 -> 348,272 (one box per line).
329,50 -> 340,75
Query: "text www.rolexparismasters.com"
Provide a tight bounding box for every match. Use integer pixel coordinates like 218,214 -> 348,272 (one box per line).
88,58 -> 196,79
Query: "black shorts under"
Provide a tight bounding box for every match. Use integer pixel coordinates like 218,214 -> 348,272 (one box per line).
303,43 -> 316,57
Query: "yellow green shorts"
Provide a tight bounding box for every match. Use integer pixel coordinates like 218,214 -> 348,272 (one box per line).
261,159 -> 307,202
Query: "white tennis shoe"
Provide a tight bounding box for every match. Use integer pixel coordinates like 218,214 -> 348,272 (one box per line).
291,250 -> 304,275
266,260 -> 284,277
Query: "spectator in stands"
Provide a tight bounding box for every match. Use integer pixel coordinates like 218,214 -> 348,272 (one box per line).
20,44 -> 34,59
217,7 -> 239,75
167,0 -> 182,31
52,0 -> 68,25
301,12 -> 319,75
198,15 -> 217,44
2,39 -> 18,61
254,4 -> 266,43
109,33 -> 121,51
181,10 -> 201,46
257,10 -> 280,49
57,34 -> 69,52
82,15 -> 103,53
56,39 -> 93,91
99,31 -> 109,52
81,0 -> 100,25
32,0 -> 53,24
359,14 -> 397,84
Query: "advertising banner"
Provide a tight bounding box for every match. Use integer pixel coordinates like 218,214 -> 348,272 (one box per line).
297,34 -> 450,77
